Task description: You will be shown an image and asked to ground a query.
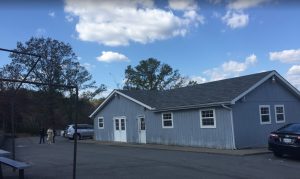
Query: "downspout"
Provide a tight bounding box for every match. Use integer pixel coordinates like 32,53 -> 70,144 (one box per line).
221,104 -> 236,149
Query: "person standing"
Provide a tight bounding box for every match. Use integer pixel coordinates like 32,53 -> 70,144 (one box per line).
53,129 -> 56,143
47,128 -> 54,144
39,128 -> 45,144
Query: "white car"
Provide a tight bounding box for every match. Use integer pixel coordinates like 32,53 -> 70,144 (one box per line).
65,124 -> 94,140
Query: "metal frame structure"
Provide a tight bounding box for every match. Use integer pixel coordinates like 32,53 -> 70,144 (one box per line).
0,47 -> 79,179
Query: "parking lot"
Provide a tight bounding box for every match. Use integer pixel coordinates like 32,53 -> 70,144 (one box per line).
2,136 -> 300,179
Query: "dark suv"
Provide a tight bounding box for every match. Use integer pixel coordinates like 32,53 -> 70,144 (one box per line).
65,124 -> 94,140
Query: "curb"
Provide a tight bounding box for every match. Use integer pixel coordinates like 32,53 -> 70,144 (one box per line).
78,140 -> 271,156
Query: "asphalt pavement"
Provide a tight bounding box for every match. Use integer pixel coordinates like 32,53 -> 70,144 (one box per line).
1,136 -> 300,179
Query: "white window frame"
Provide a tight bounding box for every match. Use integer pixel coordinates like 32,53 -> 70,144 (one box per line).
275,105 -> 285,123
259,105 -> 271,124
200,109 -> 216,128
162,112 -> 173,128
98,117 -> 104,129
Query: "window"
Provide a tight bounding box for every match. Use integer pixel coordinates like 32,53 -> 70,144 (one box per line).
275,105 -> 285,123
162,113 -> 173,128
200,109 -> 216,128
259,105 -> 271,124
121,119 -> 125,130
98,117 -> 104,129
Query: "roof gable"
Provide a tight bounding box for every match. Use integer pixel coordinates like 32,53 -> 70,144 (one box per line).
89,90 -> 154,118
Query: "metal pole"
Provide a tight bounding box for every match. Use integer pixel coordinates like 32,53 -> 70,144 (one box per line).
0,48 -> 41,58
72,87 -> 78,179
1,48 -> 79,178
0,78 -> 76,89
9,56 -> 41,161
10,99 -> 15,160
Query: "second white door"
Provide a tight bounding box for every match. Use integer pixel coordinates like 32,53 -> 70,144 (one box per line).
138,116 -> 146,143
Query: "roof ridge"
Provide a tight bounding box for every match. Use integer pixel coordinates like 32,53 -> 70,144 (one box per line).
117,70 -> 274,93
164,70 -> 274,92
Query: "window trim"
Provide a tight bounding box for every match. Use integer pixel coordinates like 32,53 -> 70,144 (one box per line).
259,105 -> 271,125
275,105 -> 285,123
200,109 -> 216,128
98,117 -> 104,129
162,112 -> 173,129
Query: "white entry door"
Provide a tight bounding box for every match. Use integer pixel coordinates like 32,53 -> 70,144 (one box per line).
114,117 -> 127,142
138,116 -> 146,143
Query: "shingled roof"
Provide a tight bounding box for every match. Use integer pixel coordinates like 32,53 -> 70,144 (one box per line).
117,71 -> 275,111
90,70 -> 300,117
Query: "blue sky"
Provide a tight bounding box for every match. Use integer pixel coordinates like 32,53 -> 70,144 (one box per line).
1,0 -> 300,96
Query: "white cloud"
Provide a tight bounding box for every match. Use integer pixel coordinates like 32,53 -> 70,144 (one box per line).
64,0 -> 203,46
222,10 -> 249,29
287,65 -> 300,75
228,0 -> 270,10
208,0 -> 222,5
168,0 -> 197,11
245,54 -> 257,64
97,51 -> 129,63
204,54 -> 257,81
48,11 -> 55,17
287,65 -> 300,89
269,49 -> 300,63
190,76 -> 207,83
221,0 -> 270,29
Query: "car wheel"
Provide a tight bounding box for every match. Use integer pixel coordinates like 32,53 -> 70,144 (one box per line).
273,151 -> 283,157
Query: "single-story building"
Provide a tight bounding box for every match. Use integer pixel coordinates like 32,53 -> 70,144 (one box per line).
89,70 -> 300,149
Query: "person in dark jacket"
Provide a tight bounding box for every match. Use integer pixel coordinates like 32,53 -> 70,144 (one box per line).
39,128 -> 45,144
53,129 -> 56,143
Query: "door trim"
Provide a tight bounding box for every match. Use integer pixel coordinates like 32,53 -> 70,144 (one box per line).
113,116 -> 127,142
137,116 -> 146,144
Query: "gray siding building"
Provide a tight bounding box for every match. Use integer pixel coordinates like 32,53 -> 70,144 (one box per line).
90,71 -> 300,149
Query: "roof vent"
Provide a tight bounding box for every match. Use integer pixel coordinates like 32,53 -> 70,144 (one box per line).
272,76 -> 276,83
242,96 -> 246,102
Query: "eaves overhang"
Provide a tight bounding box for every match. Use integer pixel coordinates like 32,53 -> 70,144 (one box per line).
153,101 -> 232,113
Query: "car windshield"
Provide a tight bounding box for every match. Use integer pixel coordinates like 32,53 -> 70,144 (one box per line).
278,123 -> 300,133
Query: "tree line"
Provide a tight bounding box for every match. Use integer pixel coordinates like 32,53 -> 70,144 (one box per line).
0,37 -> 197,134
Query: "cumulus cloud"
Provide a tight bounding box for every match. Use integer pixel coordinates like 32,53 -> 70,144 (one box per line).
191,76 -> 207,83
64,0 -> 203,46
97,51 -> 129,63
228,0 -> 270,10
204,54 -> 257,81
208,0 -> 222,5
286,65 -> 300,89
287,65 -> 300,75
222,10 -> 249,29
168,0 -> 197,11
269,49 -> 300,63
222,0 -> 270,29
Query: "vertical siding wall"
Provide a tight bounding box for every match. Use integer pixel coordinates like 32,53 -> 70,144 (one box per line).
233,78 -> 300,148
93,94 -> 234,149
93,94 -> 146,143
146,108 -> 234,149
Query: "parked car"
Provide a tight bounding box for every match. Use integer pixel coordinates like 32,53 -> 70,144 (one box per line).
65,124 -> 94,140
268,123 -> 300,157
